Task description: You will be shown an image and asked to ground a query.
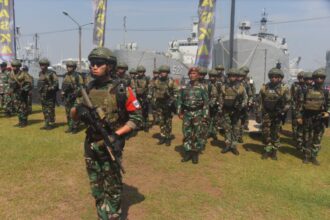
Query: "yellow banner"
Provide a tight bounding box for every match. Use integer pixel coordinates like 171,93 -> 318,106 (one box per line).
93,0 -> 107,47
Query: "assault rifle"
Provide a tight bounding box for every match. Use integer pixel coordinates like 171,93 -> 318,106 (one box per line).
79,87 -> 126,174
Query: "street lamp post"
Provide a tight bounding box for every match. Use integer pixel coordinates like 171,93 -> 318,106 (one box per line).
62,11 -> 93,70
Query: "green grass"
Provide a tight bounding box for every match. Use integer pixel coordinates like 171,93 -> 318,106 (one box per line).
0,105 -> 329,219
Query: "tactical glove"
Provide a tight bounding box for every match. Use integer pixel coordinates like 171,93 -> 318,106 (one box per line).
109,133 -> 124,152
76,105 -> 91,124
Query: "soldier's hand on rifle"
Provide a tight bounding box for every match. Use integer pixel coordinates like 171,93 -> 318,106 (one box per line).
297,118 -> 303,125
71,105 -> 90,123
108,133 -> 123,152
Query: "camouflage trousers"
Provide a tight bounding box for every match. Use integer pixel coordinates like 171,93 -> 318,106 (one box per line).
238,108 -> 249,139
151,102 -> 160,126
41,98 -> 56,126
64,99 -> 79,130
137,96 -> 149,128
182,110 -> 205,152
262,111 -> 282,152
84,138 -> 122,220
302,113 -> 325,158
156,105 -> 172,139
223,110 -> 240,149
208,107 -> 218,138
3,93 -> 15,115
16,95 -> 29,124
291,112 -> 303,149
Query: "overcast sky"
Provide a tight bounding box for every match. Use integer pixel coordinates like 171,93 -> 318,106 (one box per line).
15,0 -> 330,70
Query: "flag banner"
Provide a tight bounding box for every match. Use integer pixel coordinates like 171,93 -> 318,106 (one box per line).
195,0 -> 216,68
0,0 -> 15,62
93,0 -> 107,47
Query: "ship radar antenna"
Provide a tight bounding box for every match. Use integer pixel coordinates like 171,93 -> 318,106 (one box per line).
260,8 -> 268,34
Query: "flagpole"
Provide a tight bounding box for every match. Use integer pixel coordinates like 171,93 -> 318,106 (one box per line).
13,0 -> 17,59
229,0 -> 236,68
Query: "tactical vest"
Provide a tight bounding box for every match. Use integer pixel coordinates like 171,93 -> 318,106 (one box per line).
262,84 -> 283,111
88,84 -> 119,127
303,88 -> 325,111
135,77 -> 148,95
222,84 -> 243,108
182,85 -> 204,110
154,78 -> 173,99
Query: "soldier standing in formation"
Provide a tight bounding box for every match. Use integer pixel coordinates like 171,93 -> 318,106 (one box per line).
297,68 -> 330,165
61,61 -> 84,134
0,62 -> 14,116
131,65 -> 149,132
290,71 -> 305,150
8,59 -> 33,127
37,58 -> 59,130
149,65 -> 178,146
258,68 -> 291,160
21,65 -> 34,114
178,67 -> 209,164
128,68 -> 137,81
148,68 -> 160,127
115,62 -> 131,86
71,47 -> 142,219
207,69 -> 220,141
198,67 -> 210,149
237,66 -> 254,143
219,68 -> 247,155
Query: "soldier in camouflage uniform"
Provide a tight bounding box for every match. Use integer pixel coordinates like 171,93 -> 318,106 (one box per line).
0,62 -> 8,110
115,62 -> 131,86
290,71 -> 305,150
296,68 -> 330,165
219,68 -> 248,155
198,67 -> 210,149
148,68 -> 160,127
148,65 -> 178,146
237,66 -> 254,143
178,67 -> 209,164
0,62 -> 14,116
131,65 -> 149,132
215,65 -> 226,132
61,61 -> 84,133
207,69 -> 220,141
37,58 -> 59,130
258,68 -> 291,160
128,68 -> 137,81
21,65 -> 33,114
72,47 -> 142,219
8,60 -> 33,127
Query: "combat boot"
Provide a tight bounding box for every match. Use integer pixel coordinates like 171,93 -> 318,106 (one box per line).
157,137 -> 166,145
181,151 -> 192,162
221,146 -> 231,154
19,121 -> 27,128
231,148 -> 240,156
65,127 -> 73,133
310,157 -> 320,166
71,128 -> 78,134
270,150 -> 278,160
165,138 -> 171,146
192,152 -> 199,164
261,151 -> 269,160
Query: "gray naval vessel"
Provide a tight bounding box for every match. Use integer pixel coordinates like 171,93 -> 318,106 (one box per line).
213,11 -> 292,92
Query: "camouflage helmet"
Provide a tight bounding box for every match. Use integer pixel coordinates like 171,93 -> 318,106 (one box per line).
11,59 -> 22,67
136,65 -> 146,72
227,68 -> 240,76
240,66 -> 250,75
39,58 -> 50,66
0,61 -> 7,67
158,65 -> 170,73
88,47 -> 117,64
208,69 -> 218,76
129,68 -> 137,74
312,68 -> 326,78
215,64 -> 225,71
303,71 -> 313,79
117,62 -> 128,70
66,60 -> 77,67
268,67 -> 284,78
199,67 -> 208,76
297,71 -> 304,78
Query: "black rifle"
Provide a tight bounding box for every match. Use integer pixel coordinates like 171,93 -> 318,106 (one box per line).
80,87 -> 126,174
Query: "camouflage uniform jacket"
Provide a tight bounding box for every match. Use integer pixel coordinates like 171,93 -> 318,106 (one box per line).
177,81 -> 209,118
131,75 -> 149,98
8,70 -> 33,95
37,70 -> 59,100
148,77 -> 178,104
219,82 -> 248,112
0,69 -> 10,94
62,71 -> 84,100
290,82 -> 305,114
